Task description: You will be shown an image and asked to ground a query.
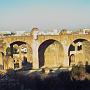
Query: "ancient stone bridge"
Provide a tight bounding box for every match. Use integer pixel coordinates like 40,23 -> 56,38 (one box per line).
0,30 -> 90,70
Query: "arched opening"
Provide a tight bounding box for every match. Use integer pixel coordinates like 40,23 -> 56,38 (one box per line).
22,56 -> 27,66
68,39 -> 90,66
69,54 -> 75,66
38,39 -> 64,68
7,41 -> 33,69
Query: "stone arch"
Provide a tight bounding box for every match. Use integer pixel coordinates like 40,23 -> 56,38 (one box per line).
10,41 -> 26,57
7,41 -> 32,69
38,39 -> 64,68
68,38 -> 90,66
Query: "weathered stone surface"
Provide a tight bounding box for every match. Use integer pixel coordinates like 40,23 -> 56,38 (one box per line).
0,29 -> 90,70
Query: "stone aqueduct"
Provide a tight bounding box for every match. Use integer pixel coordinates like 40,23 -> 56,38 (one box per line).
0,29 -> 90,70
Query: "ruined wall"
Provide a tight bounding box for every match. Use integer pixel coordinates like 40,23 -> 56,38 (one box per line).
0,32 -> 90,70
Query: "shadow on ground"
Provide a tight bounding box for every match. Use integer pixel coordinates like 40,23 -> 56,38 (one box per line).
0,65 -> 90,90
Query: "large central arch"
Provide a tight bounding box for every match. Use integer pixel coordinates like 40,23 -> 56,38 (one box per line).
38,39 -> 64,68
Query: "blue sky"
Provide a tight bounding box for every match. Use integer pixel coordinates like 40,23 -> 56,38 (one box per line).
0,0 -> 90,31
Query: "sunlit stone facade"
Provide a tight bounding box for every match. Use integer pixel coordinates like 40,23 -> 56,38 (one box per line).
0,28 -> 90,70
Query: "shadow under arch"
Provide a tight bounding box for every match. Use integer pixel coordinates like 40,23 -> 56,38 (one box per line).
38,39 -> 64,68
68,38 -> 89,66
